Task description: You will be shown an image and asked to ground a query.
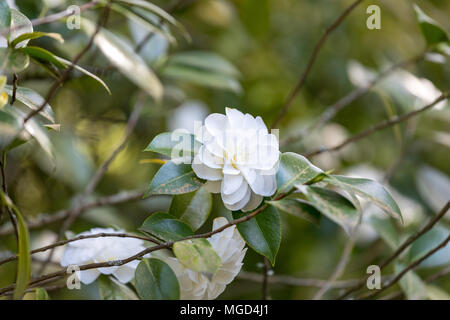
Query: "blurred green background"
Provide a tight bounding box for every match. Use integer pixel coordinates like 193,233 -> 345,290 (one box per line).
1,0 -> 449,299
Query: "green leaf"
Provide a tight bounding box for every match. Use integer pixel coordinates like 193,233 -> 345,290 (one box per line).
408,225 -> 450,268
54,56 -> 111,95
98,275 -> 139,300
146,161 -> 203,196
232,205 -> 281,265
114,0 -> 189,40
81,17 -> 163,102
172,238 -> 221,278
135,258 -> 180,300
169,187 -> 212,231
162,51 -> 241,93
108,3 -> 175,44
0,191 -> 31,300
395,263 -> 427,300
367,215 -> 399,250
266,197 -> 321,225
302,186 -> 359,234
9,9 -> 33,48
0,48 -> 30,73
414,5 -> 449,47
144,132 -> 201,159
140,212 -> 194,241
3,85 -> 55,123
427,285 -> 450,300
0,1 -> 11,31
0,109 -> 21,150
276,152 -> 323,194
325,175 -> 402,221
20,46 -> 66,69
10,32 -> 64,48
34,288 -> 50,300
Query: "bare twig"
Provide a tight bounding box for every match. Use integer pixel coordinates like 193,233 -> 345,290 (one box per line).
338,201 -> 450,299
0,232 -> 159,266
23,1 -> 111,123
280,54 -> 425,147
10,74 -> 18,105
305,93 -> 449,157
361,233 -> 450,300
271,0 -> 363,128
0,189 -> 144,237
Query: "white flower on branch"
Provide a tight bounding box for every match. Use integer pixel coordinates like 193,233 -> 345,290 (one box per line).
192,108 -> 280,211
60,228 -> 146,285
165,217 -> 247,300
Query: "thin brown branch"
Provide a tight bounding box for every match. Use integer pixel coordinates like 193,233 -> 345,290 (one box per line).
280,53 -> 425,147
23,1 -> 111,123
305,93 -> 449,157
361,233 -> 450,300
10,74 -> 18,105
338,201 -> 450,299
0,232 -> 159,266
271,0 -> 364,128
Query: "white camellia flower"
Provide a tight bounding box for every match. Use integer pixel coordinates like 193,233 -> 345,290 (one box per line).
60,228 -> 146,285
192,108 -> 280,212
165,217 -> 247,300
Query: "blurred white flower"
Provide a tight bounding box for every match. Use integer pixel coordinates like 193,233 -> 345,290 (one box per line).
60,228 -> 146,285
165,217 -> 247,300
193,108 -> 280,212
168,100 -> 209,133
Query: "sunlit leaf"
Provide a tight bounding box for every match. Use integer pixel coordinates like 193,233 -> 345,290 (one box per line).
266,197 -> 321,225
9,9 -> 33,48
81,17 -> 163,101
414,5 -> 449,47
172,238 -> 221,279
408,225 -> 450,268
144,132 -> 200,159
0,48 -> 30,73
395,263 -> 427,300
10,31 -> 64,48
0,1 -> 11,31
20,46 -> 66,69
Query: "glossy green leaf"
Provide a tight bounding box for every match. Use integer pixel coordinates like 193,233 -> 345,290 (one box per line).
140,212 -> 194,241
144,132 -> 201,159
81,18 -> 163,102
10,31 -> 64,48
20,46 -> 66,69
0,191 -> 31,300
427,285 -> 450,300
303,186 -> 359,234
109,3 -> 175,44
0,48 -> 30,73
54,56 -> 111,95
325,175 -> 402,221
266,197 -> 321,225
173,238 -> 221,279
114,0 -> 189,40
0,1 -> 11,31
9,9 -> 33,48
395,263 -> 427,300
408,225 -> 450,268
3,85 -> 55,123
367,215 -> 399,250
0,109 -> 21,150
135,258 -> 180,300
169,187 -> 212,230
414,5 -> 449,47
98,275 -> 139,300
232,205 -> 281,265
146,161 -> 203,196
276,152 -> 323,194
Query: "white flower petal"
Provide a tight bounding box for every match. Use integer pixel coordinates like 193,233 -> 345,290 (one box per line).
223,185 -> 251,211
205,113 -> 228,137
192,156 -> 222,181
225,107 -> 245,128
221,181 -> 248,205
79,269 -> 101,285
113,265 -> 136,284
198,145 -> 223,169
241,192 -> 263,212
255,116 -> 268,133
222,174 -> 244,195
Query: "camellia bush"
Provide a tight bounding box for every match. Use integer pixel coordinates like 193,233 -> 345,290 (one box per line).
0,0 -> 449,301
